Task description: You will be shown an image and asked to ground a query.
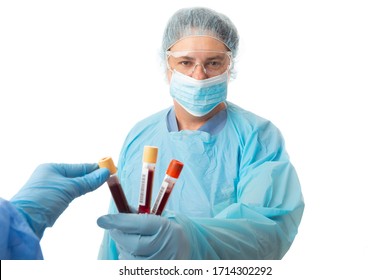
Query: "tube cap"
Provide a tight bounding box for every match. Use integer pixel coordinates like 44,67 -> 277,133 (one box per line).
166,159 -> 184,179
98,157 -> 117,175
143,146 -> 158,163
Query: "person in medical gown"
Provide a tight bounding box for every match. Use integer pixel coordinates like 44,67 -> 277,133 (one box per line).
97,7 -> 305,260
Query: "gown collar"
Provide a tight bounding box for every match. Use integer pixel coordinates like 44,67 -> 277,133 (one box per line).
166,103 -> 227,135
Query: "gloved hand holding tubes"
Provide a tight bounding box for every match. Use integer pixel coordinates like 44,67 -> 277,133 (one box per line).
96,156 -> 187,260
97,213 -> 191,259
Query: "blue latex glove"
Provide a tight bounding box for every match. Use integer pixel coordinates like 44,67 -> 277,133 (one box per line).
97,214 -> 191,259
10,163 -> 110,239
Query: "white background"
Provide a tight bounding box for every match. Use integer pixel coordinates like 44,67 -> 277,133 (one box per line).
1,0 -> 389,279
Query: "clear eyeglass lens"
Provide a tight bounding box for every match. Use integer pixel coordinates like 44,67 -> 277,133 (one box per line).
167,51 -> 231,76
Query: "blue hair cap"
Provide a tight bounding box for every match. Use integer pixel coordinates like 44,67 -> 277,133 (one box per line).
162,7 -> 239,57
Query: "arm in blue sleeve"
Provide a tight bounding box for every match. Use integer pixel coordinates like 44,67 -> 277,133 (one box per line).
171,125 -> 304,259
0,198 -> 43,260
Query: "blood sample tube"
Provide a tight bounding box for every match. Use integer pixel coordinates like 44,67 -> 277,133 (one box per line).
98,157 -> 131,213
138,146 -> 158,214
151,159 -> 184,215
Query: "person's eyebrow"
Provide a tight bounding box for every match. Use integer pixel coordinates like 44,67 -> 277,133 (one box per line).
205,55 -> 225,61
179,55 -> 196,60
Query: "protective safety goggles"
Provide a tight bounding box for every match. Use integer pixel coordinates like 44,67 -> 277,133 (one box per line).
166,50 -> 232,77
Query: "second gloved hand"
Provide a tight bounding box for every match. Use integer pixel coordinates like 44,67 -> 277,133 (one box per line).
10,163 -> 110,239
97,214 -> 191,259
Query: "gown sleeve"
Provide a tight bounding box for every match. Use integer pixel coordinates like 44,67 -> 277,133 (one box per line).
0,198 -> 43,260
169,123 -> 305,259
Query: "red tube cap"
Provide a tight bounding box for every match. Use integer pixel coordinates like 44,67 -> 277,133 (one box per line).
166,159 -> 184,179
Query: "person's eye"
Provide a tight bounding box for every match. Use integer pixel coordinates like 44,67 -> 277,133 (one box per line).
206,61 -> 222,68
179,60 -> 194,67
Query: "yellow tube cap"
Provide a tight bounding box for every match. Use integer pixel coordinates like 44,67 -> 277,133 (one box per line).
98,157 -> 117,175
143,146 -> 158,163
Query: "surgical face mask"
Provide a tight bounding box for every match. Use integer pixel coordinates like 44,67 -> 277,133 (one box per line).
169,70 -> 228,117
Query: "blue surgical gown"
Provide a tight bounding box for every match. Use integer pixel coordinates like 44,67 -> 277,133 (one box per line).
98,102 -> 304,259
0,198 -> 43,260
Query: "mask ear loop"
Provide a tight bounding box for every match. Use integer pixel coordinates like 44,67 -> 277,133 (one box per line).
166,53 -> 173,73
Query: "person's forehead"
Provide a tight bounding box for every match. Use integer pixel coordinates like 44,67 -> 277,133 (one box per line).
170,36 -> 228,52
